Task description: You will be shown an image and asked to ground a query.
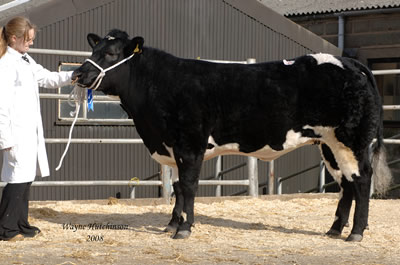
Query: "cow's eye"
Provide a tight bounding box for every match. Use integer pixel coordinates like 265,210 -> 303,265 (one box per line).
105,52 -> 117,58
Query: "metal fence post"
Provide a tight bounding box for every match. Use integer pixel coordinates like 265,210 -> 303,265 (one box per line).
245,58 -> 258,197
248,157 -> 258,197
161,165 -> 172,204
215,156 -> 222,197
268,160 -> 275,195
319,161 -> 326,193
130,187 -> 136,199
277,177 -> 282,195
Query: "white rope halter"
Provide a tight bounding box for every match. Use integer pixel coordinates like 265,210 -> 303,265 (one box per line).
84,53 -> 135,90
55,53 -> 135,171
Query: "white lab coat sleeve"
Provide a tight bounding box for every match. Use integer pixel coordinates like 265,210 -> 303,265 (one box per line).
28,55 -> 73,88
0,65 -> 15,149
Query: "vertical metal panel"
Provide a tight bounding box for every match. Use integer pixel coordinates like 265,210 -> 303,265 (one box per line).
0,0 -> 336,200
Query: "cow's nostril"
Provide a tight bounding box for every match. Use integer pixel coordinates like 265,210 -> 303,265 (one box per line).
71,72 -> 81,83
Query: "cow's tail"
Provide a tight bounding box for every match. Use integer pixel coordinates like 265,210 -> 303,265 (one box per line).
371,123 -> 392,195
355,60 -> 393,195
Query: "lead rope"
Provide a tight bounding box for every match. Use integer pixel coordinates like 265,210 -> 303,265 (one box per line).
55,85 -> 86,171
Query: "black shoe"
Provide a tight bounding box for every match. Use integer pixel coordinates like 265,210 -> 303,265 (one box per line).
21,227 -> 41,238
0,234 -> 24,241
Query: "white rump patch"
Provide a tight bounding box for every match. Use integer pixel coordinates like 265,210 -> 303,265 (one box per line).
318,144 -> 343,184
304,125 -> 359,182
309,53 -> 344,69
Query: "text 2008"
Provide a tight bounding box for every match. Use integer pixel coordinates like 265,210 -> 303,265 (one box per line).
87,235 -> 104,242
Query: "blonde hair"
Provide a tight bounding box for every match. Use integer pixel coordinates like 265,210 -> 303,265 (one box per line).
0,16 -> 37,58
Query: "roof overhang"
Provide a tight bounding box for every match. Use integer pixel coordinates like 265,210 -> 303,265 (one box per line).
225,0 -> 341,55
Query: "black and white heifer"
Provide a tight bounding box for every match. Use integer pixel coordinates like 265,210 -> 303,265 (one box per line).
72,30 -> 392,242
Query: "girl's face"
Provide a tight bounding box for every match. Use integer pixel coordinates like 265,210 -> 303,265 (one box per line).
10,28 -> 35,54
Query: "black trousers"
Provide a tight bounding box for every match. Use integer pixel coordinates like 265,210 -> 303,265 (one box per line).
0,182 -> 40,240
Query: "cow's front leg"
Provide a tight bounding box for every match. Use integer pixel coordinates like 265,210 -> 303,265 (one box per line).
172,149 -> 203,239
173,177 -> 199,239
327,177 -> 353,237
164,181 -> 184,232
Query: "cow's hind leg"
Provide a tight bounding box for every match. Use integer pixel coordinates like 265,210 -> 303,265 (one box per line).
346,150 -> 372,242
327,178 -> 353,237
320,144 -> 353,237
321,141 -> 372,242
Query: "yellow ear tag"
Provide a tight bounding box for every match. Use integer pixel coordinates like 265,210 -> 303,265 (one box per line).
134,44 -> 140,53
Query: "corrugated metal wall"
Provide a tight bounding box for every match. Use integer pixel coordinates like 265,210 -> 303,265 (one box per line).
0,0 -> 338,200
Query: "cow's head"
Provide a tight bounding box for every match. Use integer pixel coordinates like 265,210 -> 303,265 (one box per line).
72,29 -> 144,93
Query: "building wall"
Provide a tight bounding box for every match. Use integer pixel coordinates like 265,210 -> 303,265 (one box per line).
0,0 -> 339,200
292,11 -> 400,64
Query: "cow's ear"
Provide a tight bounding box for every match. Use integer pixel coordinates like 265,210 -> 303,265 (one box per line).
87,33 -> 102,48
131,36 -> 144,54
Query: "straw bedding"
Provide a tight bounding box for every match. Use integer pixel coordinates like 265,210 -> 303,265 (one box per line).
1,194 -> 399,265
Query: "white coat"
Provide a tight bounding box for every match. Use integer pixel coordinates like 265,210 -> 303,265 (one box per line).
0,46 -> 72,183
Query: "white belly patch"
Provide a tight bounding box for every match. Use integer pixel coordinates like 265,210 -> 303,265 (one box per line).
204,130 -> 314,162
150,125 -> 360,184
151,129 -> 315,166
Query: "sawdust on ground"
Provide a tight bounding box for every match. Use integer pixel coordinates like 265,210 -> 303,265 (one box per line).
0,193 -> 399,265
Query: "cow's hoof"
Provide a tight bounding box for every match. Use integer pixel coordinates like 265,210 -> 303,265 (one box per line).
172,230 -> 191,239
163,225 -> 178,233
345,234 -> 363,242
326,229 -> 341,237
